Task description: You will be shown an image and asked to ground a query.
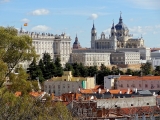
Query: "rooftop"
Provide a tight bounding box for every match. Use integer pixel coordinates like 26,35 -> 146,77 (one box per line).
118,76 -> 160,81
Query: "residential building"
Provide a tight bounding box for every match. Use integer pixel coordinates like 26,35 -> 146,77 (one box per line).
44,71 -> 95,96
104,75 -> 160,91
117,76 -> 160,90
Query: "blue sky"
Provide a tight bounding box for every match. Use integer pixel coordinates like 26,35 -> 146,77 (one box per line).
0,0 -> 160,48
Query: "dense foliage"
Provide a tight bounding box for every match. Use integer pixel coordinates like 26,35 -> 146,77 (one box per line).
27,53 -> 63,82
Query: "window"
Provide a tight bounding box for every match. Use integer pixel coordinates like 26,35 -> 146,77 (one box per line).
145,84 -> 148,88
139,84 -> 141,88
151,84 -> 154,89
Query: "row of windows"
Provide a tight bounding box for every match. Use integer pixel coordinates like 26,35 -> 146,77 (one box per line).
119,84 -> 160,89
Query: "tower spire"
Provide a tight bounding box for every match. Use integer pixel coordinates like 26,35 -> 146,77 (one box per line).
112,19 -> 114,28
119,11 -> 123,23
93,20 -> 95,29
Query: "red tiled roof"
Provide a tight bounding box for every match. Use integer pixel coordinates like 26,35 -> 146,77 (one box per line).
119,89 -> 132,94
109,90 -> 120,94
15,91 -> 21,97
118,76 -> 160,81
29,92 -> 44,97
119,106 -> 160,115
80,89 -> 106,94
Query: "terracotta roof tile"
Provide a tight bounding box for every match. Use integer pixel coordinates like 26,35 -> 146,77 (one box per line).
29,92 -> 44,97
118,76 -> 160,81
15,91 -> 21,97
109,90 -> 120,94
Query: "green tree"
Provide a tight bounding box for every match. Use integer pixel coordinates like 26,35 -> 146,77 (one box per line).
125,69 -> 133,75
88,66 -> 98,77
54,57 -> 63,77
9,67 -> 32,95
0,26 -> 37,77
141,62 -> 152,75
96,64 -> 110,85
155,66 -> 160,75
27,57 -> 44,82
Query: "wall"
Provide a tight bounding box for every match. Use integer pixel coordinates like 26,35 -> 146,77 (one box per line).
97,96 -> 156,108
118,80 -> 160,90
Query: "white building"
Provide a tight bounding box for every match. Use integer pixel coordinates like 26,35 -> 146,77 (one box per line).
110,52 -> 140,65
70,53 -> 110,66
104,75 -> 160,91
104,75 -> 120,90
18,28 -> 71,68
151,50 -> 160,59
73,13 -> 150,65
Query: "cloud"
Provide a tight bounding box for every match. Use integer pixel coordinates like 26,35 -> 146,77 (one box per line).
88,14 -> 98,20
21,18 -> 30,23
31,25 -> 50,32
103,28 -> 110,35
129,25 -> 160,37
31,9 -> 49,15
0,0 -> 10,3
127,0 -> 160,9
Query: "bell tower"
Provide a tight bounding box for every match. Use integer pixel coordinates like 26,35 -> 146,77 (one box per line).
111,21 -> 117,51
91,21 -> 97,49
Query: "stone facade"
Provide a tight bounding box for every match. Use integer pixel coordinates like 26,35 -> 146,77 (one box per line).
72,14 -> 150,67
110,52 -> 140,65
18,28 -> 71,68
70,53 -> 110,66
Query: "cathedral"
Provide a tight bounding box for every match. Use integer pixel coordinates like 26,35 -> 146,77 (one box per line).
71,13 -> 150,66
91,13 -> 144,51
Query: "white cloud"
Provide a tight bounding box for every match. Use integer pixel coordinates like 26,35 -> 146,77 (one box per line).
31,9 -> 49,15
128,0 -> 160,9
129,25 -> 160,37
103,28 -> 110,35
88,14 -> 98,20
21,18 -> 30,23
31,25 -> 50,32
0,0 -> 10,3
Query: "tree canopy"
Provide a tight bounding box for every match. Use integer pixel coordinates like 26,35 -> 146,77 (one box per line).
0,26 -> 37,77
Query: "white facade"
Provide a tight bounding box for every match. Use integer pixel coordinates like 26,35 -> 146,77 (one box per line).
110,52 -> 140,65
151,50 -> 160,59
70,53 -> 110,66
104,75 -> 120,89
97,96 -> 156,108
89,14 -> 150,61
18,29 -> 71,68
148,59 -> 160,69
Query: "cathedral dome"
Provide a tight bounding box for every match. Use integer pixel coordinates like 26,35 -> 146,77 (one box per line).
73,35 -> 81,49
115,14 -> 128,31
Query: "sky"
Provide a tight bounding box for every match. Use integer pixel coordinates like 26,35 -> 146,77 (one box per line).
0,0 -> 160,48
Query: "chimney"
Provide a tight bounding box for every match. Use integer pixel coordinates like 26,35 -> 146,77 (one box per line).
106,89 -> 109,92
127,88 -> 130,94
98,88 -> 101,94
135,88 -> 137,93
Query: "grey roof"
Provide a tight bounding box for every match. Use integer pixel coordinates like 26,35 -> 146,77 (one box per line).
138,90 -> 152,95
115,15 -> 128,31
